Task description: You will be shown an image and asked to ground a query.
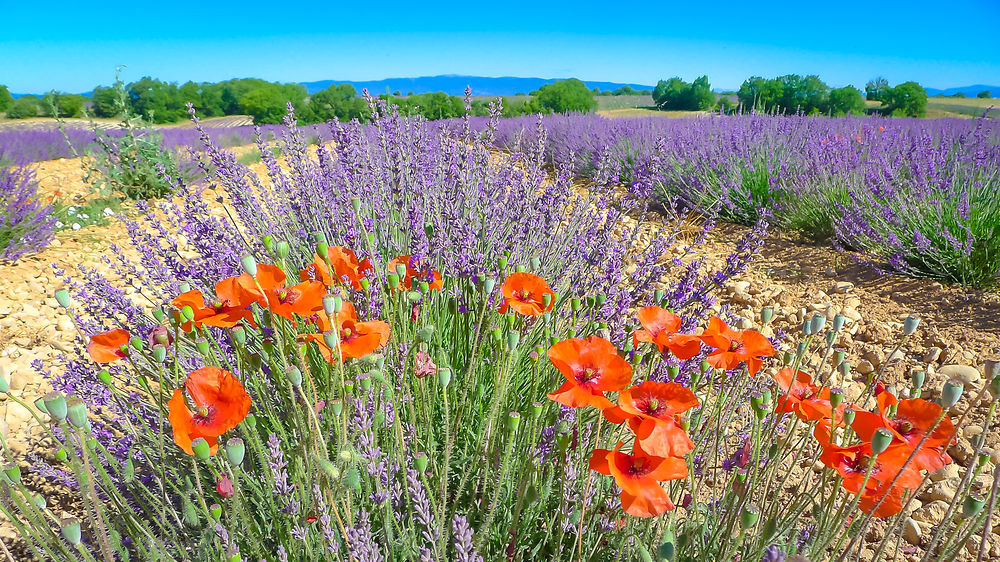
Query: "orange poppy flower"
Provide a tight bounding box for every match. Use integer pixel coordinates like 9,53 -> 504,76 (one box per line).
171,277 -> 258,331
632,307 -> 701,360
546,337 -> 633,409
699,317 -> 774,376
851,393 -> 955,472
388,255 -> 443,291
167,367 -> 251,456
499,272 -> 554,316
303,301 -> 391,362
589,441 -> 688,517
87,328 -> 130,363
859,483 -> 906,518
773,369 -> 845,424
238,264 -> 325,321
300,246 -> 373,290
814,424 -> 922,494
605,381 -> 698,458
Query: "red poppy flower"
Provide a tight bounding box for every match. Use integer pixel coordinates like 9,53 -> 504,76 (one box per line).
773,369 -> 845,424
303,301 -> 391,362
388,255 -> 443,291
239,264 -> 325,321
699,317 -> 774,376
167,367 -> 251,456
814,424 -> 922,494
300,246 -> 373,290
217,473 -> 235,498
546,337 -> 633,409
606,381 -> 698,458
858,483 -> 906,518
589,441 -> 688,517
632,307 -> 701,360
171,277 -> 258,331
87,328 -> 130,363
499,272 -> 554,316
851,393 -> 955,472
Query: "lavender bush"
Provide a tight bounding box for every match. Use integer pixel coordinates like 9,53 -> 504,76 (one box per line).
0,165 -> 56,262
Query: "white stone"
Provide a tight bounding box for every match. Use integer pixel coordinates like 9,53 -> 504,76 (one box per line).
902,518 -> 921,545
937,364 -> 981,385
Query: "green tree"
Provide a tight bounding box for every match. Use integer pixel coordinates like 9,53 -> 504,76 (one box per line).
533,79 -> 596,113
5,96 -> 39,119
41,91 -> 86,117
978,90 -> 992,99
737,76 -> 784,112
882,81 -> 927,117
949,92 -> 966,98
652,76 -> 714,110
127,77 -> 186,123
91,86 -> 120,118
0,85 -> 12,113
826,86 -> 866,116
310,83 -> 365,122
865,77 -> 889,101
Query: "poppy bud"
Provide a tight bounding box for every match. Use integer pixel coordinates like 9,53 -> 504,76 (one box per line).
512,264 -> 525,274
181,305 -> 196,322
34,396 -> 49,415
842,408 -> 856,426
657,541 -> 674,561
285,367 -> 302,387
838,362 -> 851,377
182,496 -> 199,527
941,379 -> 963,409
60,517 -> 82,545
216,473 -> 235,498
274,241 -> 290,260
416,325 -> 435,342
833,350 -> 846,368
319,459 -> 341,480
902,316 -> 920,336
226,438 -> 245,466
802,321 -> 813,336
152,308 -> 166,323
129,336 -> 143,351
524,483 -> 540,504
566,328 -> 577,338
506,411 -> 521,434
910,371 -> 926,389
316,242 -> 329,258
195,339 -> 210,355
3,463 -> 21,484
700,360 -> 711,374
833,314 -> 846,332
359,377 -> 372,391
810,314 -> 827,334
985,359 -> 1000,379
506,331 -> 520,352
740,505 -> 759,529
782,351 -> 793,366
414,452 -> 428,473
406,291 -> 422,303
496,256 -> 508,270
210,503 -> 223,521
437,367 -> 452,389
871,428 -> 893,454
123,457 -> 135,483
978,450 -> 991,468
262,235 -> 275,253
595,294 -> 606,307
191,437 -> 211,460
825,332 -> 835,347
571,298 -> 582,312
585,296 -> 596,309
758,307 -> 774,326
54,289 -> 71,309
43,392 -> 68,421
0,372 -> 7,394
240,256 -> 258,277
667,365 -> 680,380
653,289 -> 664,303
344,467 -> 361,491
67,399 -> 88,428
54,447 -> 67,462
962,495 -> 985,519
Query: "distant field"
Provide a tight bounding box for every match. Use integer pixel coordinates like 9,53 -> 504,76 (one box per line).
595,95 -> 654,110
927,97 -> 998,117
597,108 -> 704,118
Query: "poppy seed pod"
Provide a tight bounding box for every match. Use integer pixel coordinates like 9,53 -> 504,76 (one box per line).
330,400 -> 344,417
506,411 -> 522,433
824,332 -> 835,347
54,289 -> 71,309
482,278 -> 495,294
275,241 -> 290,259
802,321 -> 813,336
903,316 -> 920,336
513,264 -> 526,274
941,379 -> 964,409
60,517 -> 82,545
43,392 -> 68,421
810,314 -> 827,334
842,408 -> 856,426
911,371 -> 926,389
0,371 -> 8,394
262,235 -> 275,253
66,399 -> 88,428
760,307 -> 774,325
838,362 -> 851,377
34,396 -> 49,415
871,428 -> 893,454
285,367 -> 302,387
240,255 -> 257,277
312,231 -> 328,244
437,367 -> 452,389
414,452 -> 428,473
497,256 -> 508,270
530,257 -> 542,272
740,505 -> 760,529
406,291 -> 422,303
209,503 -> 223,521
667,365 -> 680,379
962,495 -> 986,519
226,438 -> 245,466
829,389 -> 844,408
833,350 -> 846,368
191,438 -> 211,460
231,326 -> 246,346
782,351 -> 794,366
316,242 -> 329,257
360,278 -> 370,291
985,359 -> 999,379
832,314 -> 846,332
570,298 -> 582,312
506,331 -> 520,352
700,360 -> 711,374
129,336 -> 144,351
394,263 -> 407,279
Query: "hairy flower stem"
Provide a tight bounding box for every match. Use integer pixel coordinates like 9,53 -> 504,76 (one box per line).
574,416 -> 602,562
974,465 -> 1000,562
61,422 -> 115,562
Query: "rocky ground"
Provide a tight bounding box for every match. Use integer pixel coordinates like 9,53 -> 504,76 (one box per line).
1,155 -> 998,559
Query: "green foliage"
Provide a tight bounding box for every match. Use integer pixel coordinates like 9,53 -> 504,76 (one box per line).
826,86 -> 866,116
5,96 -> 39,119
737,77 -> 785,112
0,85 -> 12,113
533,78 -> 596,113
738,75 -> 833,115
865,77 -> 889,101
42,91 -> 86,118
653,76 -> 715,110
310,83 -> 367,122
52,197 -> 123,230
90,86 -> 120,118
502,97 -> 540,117
881,81 -> 927,117
715,96 -> 737,113
978,90 -> 992,99
127,77 -> 188,123
949,92 -> 966,98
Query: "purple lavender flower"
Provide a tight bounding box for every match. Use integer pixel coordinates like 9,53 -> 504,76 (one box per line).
1,165 -> 55,262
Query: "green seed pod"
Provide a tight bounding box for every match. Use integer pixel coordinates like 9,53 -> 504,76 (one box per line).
762,516 -> 778,541
43,392 -> 68,421
262,235 -> 275,254
571,298 -> 582,312
506,411 -> 521,433
414,453 -> 428,473
195,339 -> 211,355
667,365 -> 680,380
911,371 -> 926,389
243,414 -> 257,429
829,389 -> 844,408
871,428 -> 893,454
418,281 -> 430,293
531,402 -> 543,418
209,503 -> 223,521
316,241 -> 329,257
226,438 -> 245,466
319,459 -> 341,481
285,367 -> 302,387
825,331 -> 836,347
240,256 -> 257,277
275,241 -> 289,260
438,367 -> 452,389
191,438 -> 212,460
66,399 -> 88,428
497,256 -> 508,270
54,289 -> 71,309
962,495 -> 986,519
181,305 -> 196,322
330,400 -> 344,417
740,505 -> 760,529
767,443 -> 779,459
988,374 -> 1000,399
796,341 -> 808,356
595,294 -> 606,307
152,308 -> 166,323
530,257 -> 541,271
700,360 -> 711,374
514,264 -> 526,274
506,331 -> 520,352
482,278 -> 496,294
541,293 -> 552,308
838,362 -> 851,377
902,316 -> 920,336
34,396 -> 49,415
60,517 -> 82,545
833,314 -> 846,332
941,379 -> 964,409
416,325 -> 435,343
810,314 -> 827,334
782,351 -> 794,366
842,408 -> 856,426
360,278 -> 370,291
760,307 -> 774,326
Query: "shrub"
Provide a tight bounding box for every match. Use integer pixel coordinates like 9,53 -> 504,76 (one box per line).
0,84 -> 12,113
5,96 -> 40,119
652,76 -> 715,111
977,90 -> 992,99
0,165 -> 56,261
534,79 -> 597,113
825,86 -> 866,116
881,82 -> 927,118
42,91 -> 87,118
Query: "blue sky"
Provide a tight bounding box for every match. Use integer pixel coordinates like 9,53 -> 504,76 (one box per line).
2,1 -> 998,93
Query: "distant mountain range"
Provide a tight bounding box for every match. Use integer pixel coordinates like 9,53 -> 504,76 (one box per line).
299,75 -> 657,96
925,84 -> 999,97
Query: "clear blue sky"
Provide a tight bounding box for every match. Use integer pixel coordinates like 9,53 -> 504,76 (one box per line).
2,1 -> 998,93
